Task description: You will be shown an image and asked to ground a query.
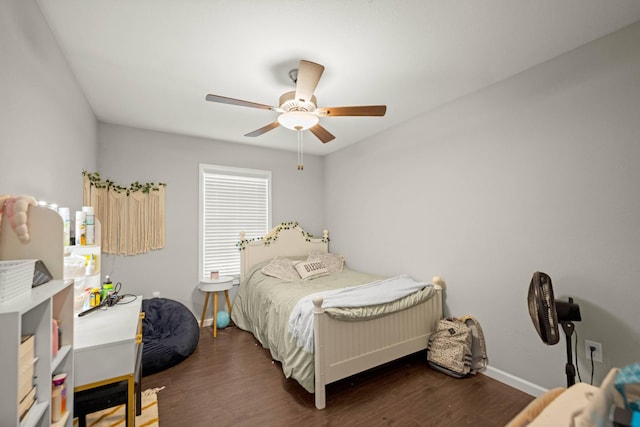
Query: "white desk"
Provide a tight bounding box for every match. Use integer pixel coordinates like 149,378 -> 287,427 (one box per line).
74,296 -> 143,426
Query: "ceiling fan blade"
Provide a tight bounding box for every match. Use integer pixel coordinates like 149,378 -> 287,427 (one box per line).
244,121 -> 280,137
315,105 -> 387,117
309,124 -> 335,144
206,94 -> 277,111
295,60 -> 324,104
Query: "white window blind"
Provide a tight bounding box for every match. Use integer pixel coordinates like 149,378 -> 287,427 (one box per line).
199,164 -> 271,279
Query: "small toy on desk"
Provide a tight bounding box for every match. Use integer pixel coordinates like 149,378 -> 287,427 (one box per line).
77,280 -> 123,316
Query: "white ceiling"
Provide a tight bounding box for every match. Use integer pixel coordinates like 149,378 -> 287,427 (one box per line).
37,0 -> 640,155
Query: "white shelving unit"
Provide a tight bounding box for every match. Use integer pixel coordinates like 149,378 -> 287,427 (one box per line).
0,206 -> 74,427
64,219 -> 101,289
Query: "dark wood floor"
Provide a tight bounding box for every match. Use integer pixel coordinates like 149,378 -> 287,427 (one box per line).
142,325 -> 533,426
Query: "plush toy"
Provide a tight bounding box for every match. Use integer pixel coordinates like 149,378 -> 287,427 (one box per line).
0,194 -> 37,243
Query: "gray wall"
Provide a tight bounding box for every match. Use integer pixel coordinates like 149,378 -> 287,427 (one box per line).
0,0 -> 97,209
97,123 -> 325,315
325,22 -> 640,391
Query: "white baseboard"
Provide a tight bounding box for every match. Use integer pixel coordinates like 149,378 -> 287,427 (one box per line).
483,366 -> 548,397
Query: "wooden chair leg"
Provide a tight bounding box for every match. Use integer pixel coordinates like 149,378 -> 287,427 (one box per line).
200,292 -> 209,328
225,290 -> 232,316
213,292 -> 218,338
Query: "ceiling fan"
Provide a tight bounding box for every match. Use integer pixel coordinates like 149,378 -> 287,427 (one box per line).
205,60 -> 387,145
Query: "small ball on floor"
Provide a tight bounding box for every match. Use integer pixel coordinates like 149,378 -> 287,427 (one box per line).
216,310 -> 230,328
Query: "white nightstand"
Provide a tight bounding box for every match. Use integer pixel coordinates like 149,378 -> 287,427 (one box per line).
198,276 -> 233,338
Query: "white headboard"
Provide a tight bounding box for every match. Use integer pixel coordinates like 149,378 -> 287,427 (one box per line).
239,222 -> 328,283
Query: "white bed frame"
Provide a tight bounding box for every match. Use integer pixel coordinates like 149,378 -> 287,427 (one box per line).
239,224 -> 443,409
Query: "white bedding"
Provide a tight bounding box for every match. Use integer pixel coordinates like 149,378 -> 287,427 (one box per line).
288,274 -> 431,352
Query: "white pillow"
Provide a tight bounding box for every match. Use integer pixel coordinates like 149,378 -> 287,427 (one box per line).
308,251 -> 345,273
261,257 -> 300,281
294,260 -> 329,280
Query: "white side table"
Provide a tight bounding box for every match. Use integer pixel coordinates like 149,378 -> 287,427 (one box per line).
198,276 -> 233,338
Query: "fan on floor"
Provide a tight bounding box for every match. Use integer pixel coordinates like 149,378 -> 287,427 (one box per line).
205,60 -> 387,169
528,271 -> 582,387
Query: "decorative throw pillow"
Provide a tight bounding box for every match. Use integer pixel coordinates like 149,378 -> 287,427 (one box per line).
294,260 -> 329,280
261,257 -> 300,281
308,251 -> 345,273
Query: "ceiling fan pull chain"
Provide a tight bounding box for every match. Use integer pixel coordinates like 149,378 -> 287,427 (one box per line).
297,129 -> 304,170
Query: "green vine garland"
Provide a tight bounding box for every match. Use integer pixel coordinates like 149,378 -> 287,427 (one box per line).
236,221 -> 329,250
83,171 -> 166,194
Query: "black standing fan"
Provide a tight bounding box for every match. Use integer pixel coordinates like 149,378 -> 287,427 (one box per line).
528,271 -> 582,387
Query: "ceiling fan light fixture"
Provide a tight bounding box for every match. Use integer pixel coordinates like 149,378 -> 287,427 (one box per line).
277,111 -> 318,131
205,59 -> 386,144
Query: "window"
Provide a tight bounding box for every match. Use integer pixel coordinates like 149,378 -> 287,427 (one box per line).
199,164 -> 271,279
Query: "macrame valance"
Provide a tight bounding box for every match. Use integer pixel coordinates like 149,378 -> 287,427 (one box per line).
82,171 -> 166,255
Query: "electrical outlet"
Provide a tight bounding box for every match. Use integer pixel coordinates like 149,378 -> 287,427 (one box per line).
585,340 -> 603,363
152,291 -> 160,297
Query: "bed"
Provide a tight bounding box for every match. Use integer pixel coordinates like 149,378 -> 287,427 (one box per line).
231,222 -> 444,409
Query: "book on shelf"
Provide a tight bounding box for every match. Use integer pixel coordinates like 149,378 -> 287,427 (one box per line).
18,336 -> 37,402
19,335 -> 34,367
18,356 -> 37,403
18,385 -> 36,421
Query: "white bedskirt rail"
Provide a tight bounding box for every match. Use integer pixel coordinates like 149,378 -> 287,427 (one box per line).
313,283 -> 443,409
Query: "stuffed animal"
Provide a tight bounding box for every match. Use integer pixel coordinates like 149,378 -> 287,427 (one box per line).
0,195 -> 37,243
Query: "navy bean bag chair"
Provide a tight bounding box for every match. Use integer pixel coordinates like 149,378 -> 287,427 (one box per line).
141,298 -> 200,376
